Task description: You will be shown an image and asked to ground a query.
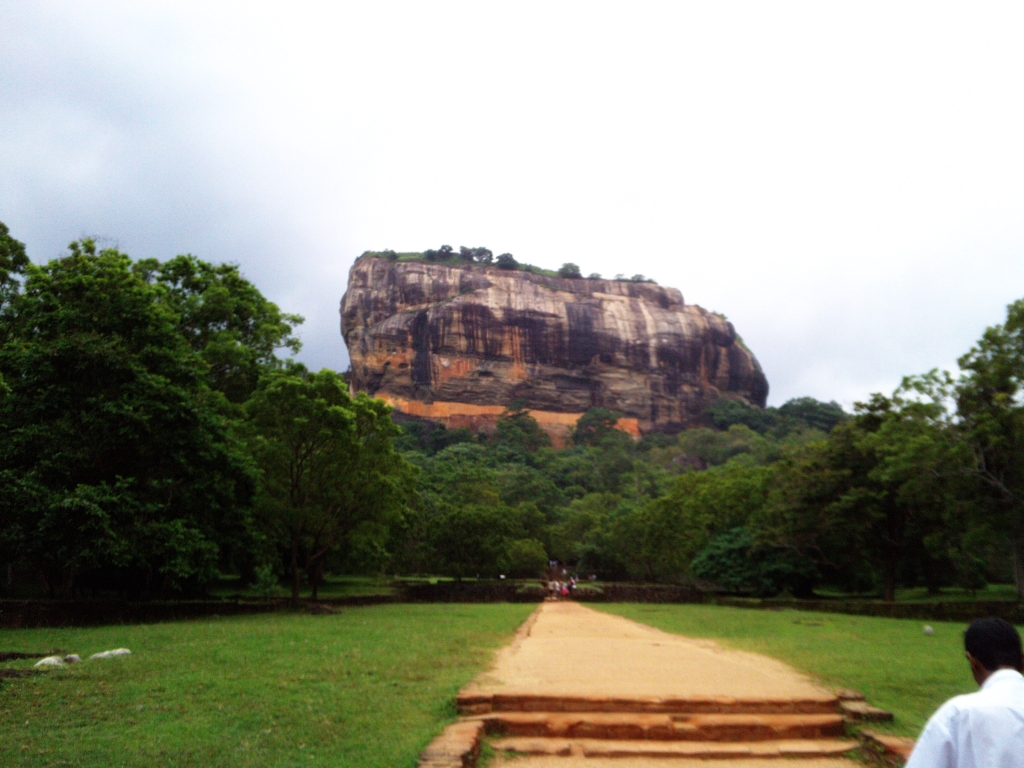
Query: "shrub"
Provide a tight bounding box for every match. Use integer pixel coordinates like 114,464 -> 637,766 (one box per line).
776,397 -> 848,433
460,246 -> 493,264
573,408 -> 623,446
250,564 -> 280,597
558,263 -> 582,279
501,538 -> 548,578
705,398 -> 776,434
424,245 -> 454,262
691,527 -> 818,597
496,253 -> 518,269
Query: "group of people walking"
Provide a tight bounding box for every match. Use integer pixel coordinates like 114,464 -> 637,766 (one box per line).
545,561 -> 577,600
546,578 -> 576,600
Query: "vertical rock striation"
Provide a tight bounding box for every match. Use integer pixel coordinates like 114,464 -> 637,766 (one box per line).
341,257 -> 768,437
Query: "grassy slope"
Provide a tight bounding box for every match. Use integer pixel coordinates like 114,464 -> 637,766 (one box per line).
0,604 -> 534,768
596,603 -> 1005,737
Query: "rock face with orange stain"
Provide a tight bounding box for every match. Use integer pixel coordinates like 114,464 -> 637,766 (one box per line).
341,257 -> 768,435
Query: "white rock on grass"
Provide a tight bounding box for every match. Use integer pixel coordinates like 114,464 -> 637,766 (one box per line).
89,648 -> 131,660
33,656 -> 66,668
63,654 -> 81,663
923,625 -> 935,636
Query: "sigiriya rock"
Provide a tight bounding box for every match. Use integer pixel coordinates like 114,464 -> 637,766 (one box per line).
340,255 -> 768,443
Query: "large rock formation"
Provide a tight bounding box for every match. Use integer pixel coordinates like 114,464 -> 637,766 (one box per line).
341,257 -> 768,440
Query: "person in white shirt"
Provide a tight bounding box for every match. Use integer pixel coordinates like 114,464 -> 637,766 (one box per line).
906,617 -> 1024,768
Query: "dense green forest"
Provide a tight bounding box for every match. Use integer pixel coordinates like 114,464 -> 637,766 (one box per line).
3,222 -> 1024,602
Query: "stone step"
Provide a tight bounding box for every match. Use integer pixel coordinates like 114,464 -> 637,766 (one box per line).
839,700 -> 894,721
862,730 -> 915,761
419,720 -> 484,768
476,711 -> 845,741
458,692 -> 840,715
490,736 -> 860,759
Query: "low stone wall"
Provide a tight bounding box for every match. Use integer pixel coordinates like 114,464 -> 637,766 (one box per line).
6,588 -> 1020,629
0,594 -> 398,629
0,598 -> 281,629
574,585 -> 704,603
709,597 -> 1024,623
399,582 -> 545,603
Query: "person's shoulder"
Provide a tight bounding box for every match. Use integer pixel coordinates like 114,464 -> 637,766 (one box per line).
935,676 -> 1024,717
979,669 -> 1024,706
929,691 -> 980,721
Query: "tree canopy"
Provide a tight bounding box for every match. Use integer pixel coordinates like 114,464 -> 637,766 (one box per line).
245,369 -> 416,603
0,240 -> 256,597
4,218 -> 1024,603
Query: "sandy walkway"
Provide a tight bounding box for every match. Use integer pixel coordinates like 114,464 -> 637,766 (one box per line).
465,601 -> 830,700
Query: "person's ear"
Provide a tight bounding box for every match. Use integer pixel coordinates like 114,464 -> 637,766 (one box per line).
966,652 -> 990,685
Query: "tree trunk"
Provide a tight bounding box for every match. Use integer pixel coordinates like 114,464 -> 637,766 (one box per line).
923,558 -> 942,596
290,539 -> 301,609
1013,539 -> 1024,601
883,550 -> 897,603
310,559 -> 321,601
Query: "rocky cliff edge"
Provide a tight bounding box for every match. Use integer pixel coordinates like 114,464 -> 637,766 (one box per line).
341,257 -> 768,442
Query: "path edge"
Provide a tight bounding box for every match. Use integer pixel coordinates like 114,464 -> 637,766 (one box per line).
418,604 -> 543,768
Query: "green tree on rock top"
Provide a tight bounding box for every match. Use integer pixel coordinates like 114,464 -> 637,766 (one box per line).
558,262 -> 582,279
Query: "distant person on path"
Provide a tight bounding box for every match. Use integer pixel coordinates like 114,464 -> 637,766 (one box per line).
906,617 -> 1024,768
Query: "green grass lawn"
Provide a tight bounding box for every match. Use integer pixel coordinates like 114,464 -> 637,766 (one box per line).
0,604 -> 534,768
596,603 -> 1009,737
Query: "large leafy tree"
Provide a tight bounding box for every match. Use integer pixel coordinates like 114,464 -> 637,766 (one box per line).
404,442 -> 549,579
634,463 -> 774,582
134,255 -> 302,403
956,298 -> 1024,597
573,408 -> 624,447
245,369 -> 416,603
0,222 -> 29,397
705,396 -> 848,436
492,403 -> 551,456
755,375 -> 973,600
0,221 -> 27,302
0,238 -> 255,597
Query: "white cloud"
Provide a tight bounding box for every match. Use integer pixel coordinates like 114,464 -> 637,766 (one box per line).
3,1 -> 1024,405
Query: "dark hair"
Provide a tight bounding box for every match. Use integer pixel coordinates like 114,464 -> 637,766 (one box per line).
964,618 -> 1023,671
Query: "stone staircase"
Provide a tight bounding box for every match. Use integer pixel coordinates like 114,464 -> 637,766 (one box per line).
419,691 -> 870,766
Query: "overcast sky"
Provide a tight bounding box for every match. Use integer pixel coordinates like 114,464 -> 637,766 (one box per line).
3,2 -> 1024,408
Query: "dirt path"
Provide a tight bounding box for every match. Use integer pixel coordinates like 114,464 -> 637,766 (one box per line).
465,602 -> 860,767
465,601 -> 831,699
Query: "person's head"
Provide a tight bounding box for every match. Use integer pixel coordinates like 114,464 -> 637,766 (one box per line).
964,617 -> 1023,685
